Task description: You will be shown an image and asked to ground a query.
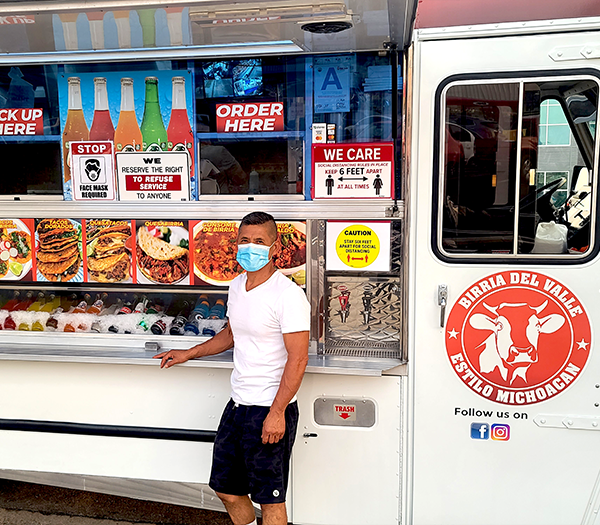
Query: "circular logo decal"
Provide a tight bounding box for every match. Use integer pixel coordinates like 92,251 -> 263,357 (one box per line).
446,271 -> 591,405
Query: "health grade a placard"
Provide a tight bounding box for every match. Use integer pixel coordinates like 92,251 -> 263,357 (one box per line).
326,221 -> 391,272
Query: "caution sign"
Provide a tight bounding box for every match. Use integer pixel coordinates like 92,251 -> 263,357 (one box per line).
335,225 -> 380,268
312,142 -> 394,199
326,221 -> 391,272
71,141 -> 116,201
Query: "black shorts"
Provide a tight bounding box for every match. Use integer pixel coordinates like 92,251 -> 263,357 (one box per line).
209,399 -> 299,504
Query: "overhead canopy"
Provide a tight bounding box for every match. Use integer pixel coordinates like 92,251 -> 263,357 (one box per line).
0,0 -> 418,60
415,0 -> 600,29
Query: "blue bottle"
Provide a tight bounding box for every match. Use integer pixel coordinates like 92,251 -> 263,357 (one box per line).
192,295 -> 210,320
208,299 -> 226,320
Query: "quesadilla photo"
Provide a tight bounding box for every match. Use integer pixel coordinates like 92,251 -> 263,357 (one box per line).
136,225 -> 189,284
36,219 -> 82,282
86,222 -> 131,283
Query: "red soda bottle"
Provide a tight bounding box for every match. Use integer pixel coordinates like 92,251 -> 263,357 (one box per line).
167,76 -> 194,179
89,77 -> 114,141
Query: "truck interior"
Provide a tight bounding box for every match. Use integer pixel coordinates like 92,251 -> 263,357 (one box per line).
439,77 -> 598,257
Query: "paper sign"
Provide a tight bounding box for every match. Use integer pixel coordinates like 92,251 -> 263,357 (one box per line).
314,56 -> 351,113
71,141 -> 116,201
326,221 -> 391,272
116,151 -> 190,201
313,143 -> 394,199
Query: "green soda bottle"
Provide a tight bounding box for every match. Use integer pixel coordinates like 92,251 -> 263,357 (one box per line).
140,77 -> 167,151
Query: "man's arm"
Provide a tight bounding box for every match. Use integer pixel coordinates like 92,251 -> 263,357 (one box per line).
261,330 -> 309,444
153,324 -> 234,369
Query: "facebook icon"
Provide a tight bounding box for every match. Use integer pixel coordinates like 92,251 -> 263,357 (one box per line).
470,422 -> 490,440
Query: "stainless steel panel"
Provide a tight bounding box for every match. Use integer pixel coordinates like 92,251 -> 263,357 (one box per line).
324,275 -> 401,358
313,397 -> 376,427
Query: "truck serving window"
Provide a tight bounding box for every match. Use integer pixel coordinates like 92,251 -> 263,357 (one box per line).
437,77 -> 598,259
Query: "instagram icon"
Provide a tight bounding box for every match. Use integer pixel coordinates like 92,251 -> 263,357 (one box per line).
491,424 -> 510,441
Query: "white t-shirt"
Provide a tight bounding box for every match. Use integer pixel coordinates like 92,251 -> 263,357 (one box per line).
227,270 -> 311,406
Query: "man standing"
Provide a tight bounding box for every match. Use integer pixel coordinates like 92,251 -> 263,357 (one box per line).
155,211 -> 310,525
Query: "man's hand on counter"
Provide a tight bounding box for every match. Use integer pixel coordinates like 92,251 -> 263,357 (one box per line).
154,349 -> 193,369
154,324 -> 235,369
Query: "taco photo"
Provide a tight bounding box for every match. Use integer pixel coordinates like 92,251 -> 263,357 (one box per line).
86,221 -> 132,283
0,219 -> 33,280
136,223 -> 189,284
36,218 -> 82,282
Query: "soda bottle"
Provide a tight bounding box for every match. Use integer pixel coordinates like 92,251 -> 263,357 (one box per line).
40,293 -> 60,313
61,293 -> 78,312
18,292 -> 45,331
136,9 -> 156,48
208,299 -> 226,320
27,292 -> 46,312
87,293 -> 108,315
169,301 -> 191,335
191,295 -> 210,320
118,294 -> 137,315
133,295 -> 148,314
114,78 -> 143,152
45,308 -> 64,331
108,295 -> 137,333
72,294 -> 91,314
146,297 -> 169,315
64,293 -> 91,332
150,316 -> 168,335
167,76 -> 194,177
62,77 -> 89,182
32,318 -> 45,331
141,77 -> 167,151
100,298 -> 122,316
89,77 -> 114,141
2,290 -> 20,311
3,314 -> 16,330
13,290 -> 34,311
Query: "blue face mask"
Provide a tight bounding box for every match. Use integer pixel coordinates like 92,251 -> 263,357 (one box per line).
236,242 -> 275,272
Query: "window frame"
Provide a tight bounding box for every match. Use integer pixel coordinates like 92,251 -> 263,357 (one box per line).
432,70 -> 600,265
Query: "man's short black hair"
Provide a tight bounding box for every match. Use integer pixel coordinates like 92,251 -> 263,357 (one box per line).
240,211 -> 277,241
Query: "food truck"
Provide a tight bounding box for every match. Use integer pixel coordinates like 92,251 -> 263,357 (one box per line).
0,0 -> 599,523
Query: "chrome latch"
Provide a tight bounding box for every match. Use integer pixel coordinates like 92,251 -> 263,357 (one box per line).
438,284 -> 448,328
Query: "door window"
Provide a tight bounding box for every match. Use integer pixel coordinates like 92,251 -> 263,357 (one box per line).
438,77 -> 598,258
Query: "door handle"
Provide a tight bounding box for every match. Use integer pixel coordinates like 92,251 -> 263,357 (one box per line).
438,284 -> 448,328
303,433 -> 318,438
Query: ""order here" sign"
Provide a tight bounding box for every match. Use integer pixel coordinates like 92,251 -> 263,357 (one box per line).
216,102 -> 284,132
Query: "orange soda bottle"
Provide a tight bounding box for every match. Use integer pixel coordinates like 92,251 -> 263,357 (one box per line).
64,293 -> 90,332
114,78 -> 143,152
62,77 -> 89,182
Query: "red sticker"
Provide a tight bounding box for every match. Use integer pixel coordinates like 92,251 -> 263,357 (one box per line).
446,271 -> 591,405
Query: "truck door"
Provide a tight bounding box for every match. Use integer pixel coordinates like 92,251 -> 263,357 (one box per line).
410,35 -> 600,525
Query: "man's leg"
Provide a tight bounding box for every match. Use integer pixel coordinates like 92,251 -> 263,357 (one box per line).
215,492 -> 256,525
261,502 -> 288,525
